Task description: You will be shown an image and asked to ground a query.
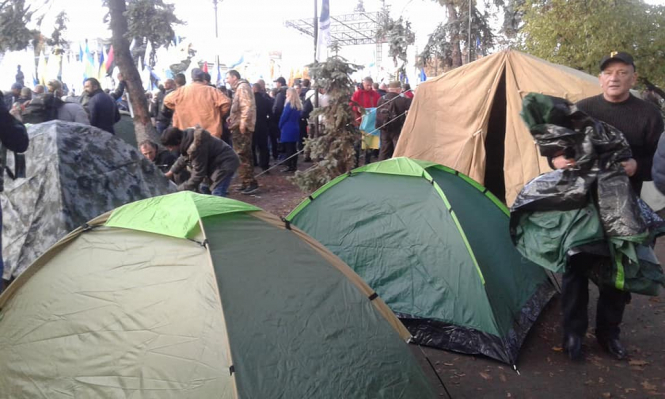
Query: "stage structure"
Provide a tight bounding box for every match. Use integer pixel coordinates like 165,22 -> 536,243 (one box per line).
285,11 -> 387,64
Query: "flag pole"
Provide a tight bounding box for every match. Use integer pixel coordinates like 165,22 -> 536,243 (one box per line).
468,0 -> 472,63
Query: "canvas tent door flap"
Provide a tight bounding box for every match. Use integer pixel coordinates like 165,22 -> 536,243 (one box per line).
0,192 -> 436,399
287,157 -> 556,365
393,49 -> 602,206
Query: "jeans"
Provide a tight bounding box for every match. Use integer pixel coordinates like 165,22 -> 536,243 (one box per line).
156,121 -> 169,137
212,174 -> 233,197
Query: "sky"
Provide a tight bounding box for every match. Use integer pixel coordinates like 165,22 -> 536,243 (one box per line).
4,0 -> 665,89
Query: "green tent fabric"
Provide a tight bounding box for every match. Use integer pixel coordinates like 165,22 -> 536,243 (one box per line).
0,192 -> 435,398
287,157 -> 556,365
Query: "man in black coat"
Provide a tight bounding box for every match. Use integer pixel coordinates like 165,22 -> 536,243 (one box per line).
84,78 -> 120,134
376,81 -> 411,161
0,95 -> 30,292
253,83 -> 272,171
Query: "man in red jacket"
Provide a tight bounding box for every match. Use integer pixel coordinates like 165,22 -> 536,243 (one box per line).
350,77 -> 381,126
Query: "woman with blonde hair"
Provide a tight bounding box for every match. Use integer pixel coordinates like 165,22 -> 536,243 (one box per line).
278,88 -> 302,172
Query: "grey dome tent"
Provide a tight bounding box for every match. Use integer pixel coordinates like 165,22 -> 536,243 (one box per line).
1,121 -> 175,280
287,157 -> 556,365
0,192 -> 436,398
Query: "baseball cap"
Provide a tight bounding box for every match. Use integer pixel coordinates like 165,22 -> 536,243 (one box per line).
600,51 -> 635,71
273,77 -> 286,85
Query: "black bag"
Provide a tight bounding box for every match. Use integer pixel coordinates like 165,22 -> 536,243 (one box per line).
22,94 -> 59,124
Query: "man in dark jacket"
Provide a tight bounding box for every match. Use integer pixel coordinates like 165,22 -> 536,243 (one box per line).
376,82 -> 411,160
155,78 -> 176,136
0,95 -> 30,292
84,78 -> 121,134
162,126 -> 239,197
553,52 -> 664,362
253,83 -> 272,171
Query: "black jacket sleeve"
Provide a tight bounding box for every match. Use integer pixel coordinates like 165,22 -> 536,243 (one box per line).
111,81 -> 126,100
272,91 -> 286,119
652,133 -> 665,194
0,101 -> 29,153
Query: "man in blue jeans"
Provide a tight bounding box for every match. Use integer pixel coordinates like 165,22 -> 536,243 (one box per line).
162,126 -> 239,197
0,95 -> 30,292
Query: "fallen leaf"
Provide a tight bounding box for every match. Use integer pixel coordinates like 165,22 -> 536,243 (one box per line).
602,393 -> 611,398
506,393 -> 512,398
629,360 -> 649,367
479,372 -> 492,380
500,374 -> 507,382
642,381 -> 657,391
625,388 -> 636,393
552,346 -> 563,352
443,363 -> 454,367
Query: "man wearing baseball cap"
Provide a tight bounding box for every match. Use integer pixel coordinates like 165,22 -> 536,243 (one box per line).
552,51 -> 663,361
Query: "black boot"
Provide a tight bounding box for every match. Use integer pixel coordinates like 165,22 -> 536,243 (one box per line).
597,336 -> 627,360
564,335 -> 583,361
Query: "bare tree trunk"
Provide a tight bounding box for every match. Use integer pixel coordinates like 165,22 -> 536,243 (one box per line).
107,0 -> 159,145
445,1 -> 463,68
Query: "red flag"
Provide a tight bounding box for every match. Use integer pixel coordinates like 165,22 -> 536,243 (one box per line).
105,46 -> 115,75
202,61 -> 209,73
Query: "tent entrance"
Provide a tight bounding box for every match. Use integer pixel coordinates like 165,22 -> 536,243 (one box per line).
484,72 -> 507,204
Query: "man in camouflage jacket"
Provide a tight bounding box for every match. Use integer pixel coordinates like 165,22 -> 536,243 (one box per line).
226,70 -> 258,195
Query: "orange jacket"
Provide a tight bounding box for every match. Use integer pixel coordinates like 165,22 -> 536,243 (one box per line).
164,82 -> 231,138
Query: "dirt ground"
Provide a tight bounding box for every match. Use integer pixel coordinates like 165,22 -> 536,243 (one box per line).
230,162 -> 665,399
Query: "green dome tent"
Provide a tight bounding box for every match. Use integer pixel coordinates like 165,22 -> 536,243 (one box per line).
287,157 -> 556,365
0,192 -> 436,398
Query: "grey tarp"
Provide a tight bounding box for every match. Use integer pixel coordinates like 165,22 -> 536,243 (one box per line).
1,121 -> 175,280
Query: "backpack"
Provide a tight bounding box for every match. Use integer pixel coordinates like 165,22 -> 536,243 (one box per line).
376,95 -> 406,132
22,94 -> 59,124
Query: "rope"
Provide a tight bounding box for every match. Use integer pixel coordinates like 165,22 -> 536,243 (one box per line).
254,148 -> 305,178
255,89 -> 414,178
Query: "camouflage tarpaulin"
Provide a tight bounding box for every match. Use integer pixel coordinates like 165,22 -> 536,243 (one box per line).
1,121 -> 176,280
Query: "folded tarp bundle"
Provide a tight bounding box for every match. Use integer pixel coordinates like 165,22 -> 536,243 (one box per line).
510,93 -> 665,296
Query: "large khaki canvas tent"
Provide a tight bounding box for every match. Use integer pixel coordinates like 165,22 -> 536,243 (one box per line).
394,50 -> 602,205
0,192 -> 436,398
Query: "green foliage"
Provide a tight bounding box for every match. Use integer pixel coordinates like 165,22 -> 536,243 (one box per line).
520,0 -> 665,86
377,10 -> 415,82
46,11 -> 68,53
292,57 -> 362,192
125,0 -> 183,66
419,0 -> 496,69
0,0 -> 39,52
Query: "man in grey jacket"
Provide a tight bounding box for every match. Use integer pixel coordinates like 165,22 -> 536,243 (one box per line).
47,80 -> 90,125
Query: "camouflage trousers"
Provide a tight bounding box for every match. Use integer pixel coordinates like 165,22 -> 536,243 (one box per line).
232,129 -> 257,187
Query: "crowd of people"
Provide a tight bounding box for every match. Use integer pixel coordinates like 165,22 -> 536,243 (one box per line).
2,65 -> 415,197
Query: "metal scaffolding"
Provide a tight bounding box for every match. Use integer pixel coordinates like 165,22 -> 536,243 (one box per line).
285,11 -> 387,47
